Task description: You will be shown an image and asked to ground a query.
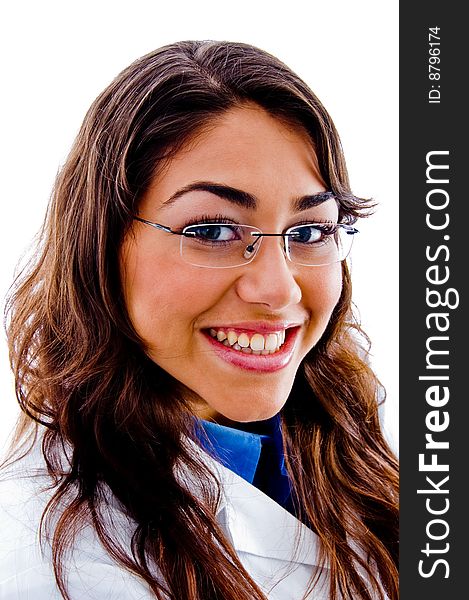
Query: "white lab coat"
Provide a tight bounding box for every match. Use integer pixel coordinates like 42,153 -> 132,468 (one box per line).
0,434 -> 331,599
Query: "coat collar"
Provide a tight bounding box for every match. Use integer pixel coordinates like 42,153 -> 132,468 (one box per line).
215,462 -> 326,568
183,438 -> 327,569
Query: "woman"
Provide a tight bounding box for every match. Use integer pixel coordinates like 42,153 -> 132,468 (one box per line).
0,41 -> 398,599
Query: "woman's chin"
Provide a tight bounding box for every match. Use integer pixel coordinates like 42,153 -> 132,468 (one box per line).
192,402 -> 285,424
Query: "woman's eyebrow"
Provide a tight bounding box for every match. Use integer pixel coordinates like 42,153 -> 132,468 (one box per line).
162,181 -> 334,211
292,190 -> 335,211
163,182 -> 257,209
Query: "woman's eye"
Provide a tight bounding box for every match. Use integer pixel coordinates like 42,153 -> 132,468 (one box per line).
291,225 -> 332,244
189,224 -> 238,242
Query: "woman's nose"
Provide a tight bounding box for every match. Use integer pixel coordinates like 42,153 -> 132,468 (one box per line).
234,237 -> 302,310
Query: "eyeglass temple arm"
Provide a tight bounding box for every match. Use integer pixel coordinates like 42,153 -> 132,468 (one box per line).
132,216 -> 188,236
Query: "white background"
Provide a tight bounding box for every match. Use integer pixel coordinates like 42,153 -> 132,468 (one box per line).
0,1 -> 398,453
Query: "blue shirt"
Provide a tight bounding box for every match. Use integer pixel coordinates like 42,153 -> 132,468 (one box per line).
195,415 -> 295,514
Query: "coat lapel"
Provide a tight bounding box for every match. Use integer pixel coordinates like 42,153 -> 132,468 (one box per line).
214,461 -> 327,569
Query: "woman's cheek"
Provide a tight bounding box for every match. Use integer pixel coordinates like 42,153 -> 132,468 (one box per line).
303,264 -> 342,313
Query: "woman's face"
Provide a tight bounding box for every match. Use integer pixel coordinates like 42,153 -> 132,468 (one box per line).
120,105 -> 342,422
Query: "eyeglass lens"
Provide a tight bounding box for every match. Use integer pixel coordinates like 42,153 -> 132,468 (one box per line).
180,223 -> 355,268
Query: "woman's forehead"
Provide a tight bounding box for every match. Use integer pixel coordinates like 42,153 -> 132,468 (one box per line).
139,105 -> 327,217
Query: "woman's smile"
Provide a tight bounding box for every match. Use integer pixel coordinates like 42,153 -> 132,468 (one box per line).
202,324 -> 300,373
120,104 -> 342,422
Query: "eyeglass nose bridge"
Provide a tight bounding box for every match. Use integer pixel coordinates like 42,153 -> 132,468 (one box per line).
242,231 -> 300,262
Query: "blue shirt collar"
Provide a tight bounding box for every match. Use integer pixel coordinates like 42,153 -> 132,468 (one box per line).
195,414 -> 288,484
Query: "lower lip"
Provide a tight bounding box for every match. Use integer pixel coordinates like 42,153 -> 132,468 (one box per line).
202,328 -> 300,372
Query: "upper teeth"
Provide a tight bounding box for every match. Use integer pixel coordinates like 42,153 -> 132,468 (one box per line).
209,328 -> 286,354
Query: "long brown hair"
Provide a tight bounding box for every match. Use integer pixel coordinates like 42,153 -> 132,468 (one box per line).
4,41 -> 398,599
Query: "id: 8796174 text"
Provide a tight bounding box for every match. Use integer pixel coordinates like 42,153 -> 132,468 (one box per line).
428,27 -> 441,104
